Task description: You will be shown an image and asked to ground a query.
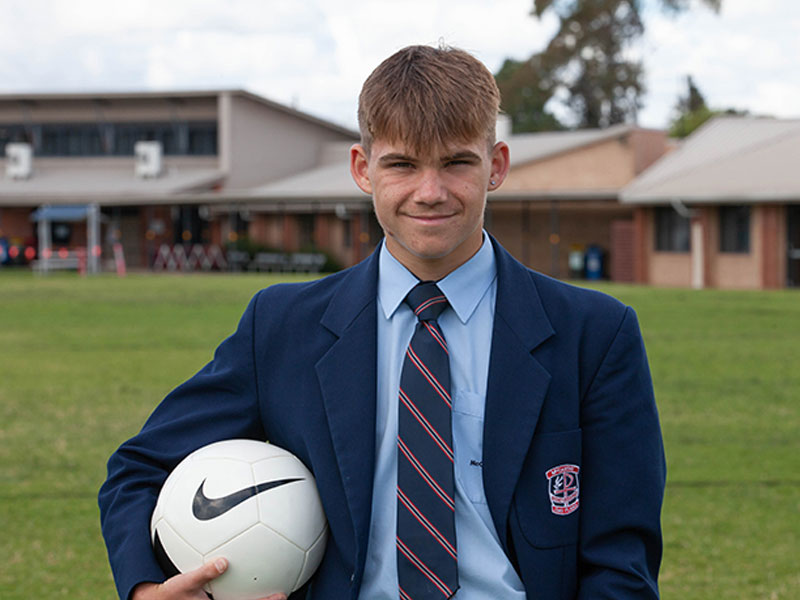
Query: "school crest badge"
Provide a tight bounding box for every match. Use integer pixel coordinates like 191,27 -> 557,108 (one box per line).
545,464 -> 580,515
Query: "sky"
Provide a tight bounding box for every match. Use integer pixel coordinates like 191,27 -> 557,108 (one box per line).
0,0 -> 798,132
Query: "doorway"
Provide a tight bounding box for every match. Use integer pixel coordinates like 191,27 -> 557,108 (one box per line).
788,205 -> 800,287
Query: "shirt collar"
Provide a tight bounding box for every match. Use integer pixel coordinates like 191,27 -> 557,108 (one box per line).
378,233 -> 497,324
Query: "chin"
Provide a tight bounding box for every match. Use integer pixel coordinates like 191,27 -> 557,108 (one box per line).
405,241 -> 456,261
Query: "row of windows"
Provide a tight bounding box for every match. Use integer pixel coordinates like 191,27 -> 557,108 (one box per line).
0,121 -> 217,156
655,206 -> 751,253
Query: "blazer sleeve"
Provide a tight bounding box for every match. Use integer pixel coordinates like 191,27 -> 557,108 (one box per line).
577,307 -> 666,599
98,292 -> 267,600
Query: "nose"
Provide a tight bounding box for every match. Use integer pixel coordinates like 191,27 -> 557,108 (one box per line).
413,168 -> 447,204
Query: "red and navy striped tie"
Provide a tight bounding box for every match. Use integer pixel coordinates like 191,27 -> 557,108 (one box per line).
397,282 -> 458,600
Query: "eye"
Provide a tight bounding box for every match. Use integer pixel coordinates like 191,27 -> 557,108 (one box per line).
389,161 -> 414,169
445,159 -> 474,168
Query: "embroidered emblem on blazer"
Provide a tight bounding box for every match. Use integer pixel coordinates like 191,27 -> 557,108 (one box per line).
545,464 -> 580,515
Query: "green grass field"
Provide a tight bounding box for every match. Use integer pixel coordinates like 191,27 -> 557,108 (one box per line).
1,270 -> 798,599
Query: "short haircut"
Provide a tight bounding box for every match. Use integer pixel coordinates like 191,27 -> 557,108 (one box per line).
357,44 -> 500,155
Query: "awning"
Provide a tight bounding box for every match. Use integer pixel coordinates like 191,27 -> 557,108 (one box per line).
30,205 -> 90,222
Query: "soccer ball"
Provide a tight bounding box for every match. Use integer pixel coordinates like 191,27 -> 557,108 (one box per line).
150,439 -> 328,600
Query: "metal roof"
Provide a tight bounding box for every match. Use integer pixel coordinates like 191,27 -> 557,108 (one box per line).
621,116 -> 800,204
248,126 -> 641,203
0,167 -> 224,206
0,89 -> 359,139
246,161 -> 365,201
505,124 -> 635,166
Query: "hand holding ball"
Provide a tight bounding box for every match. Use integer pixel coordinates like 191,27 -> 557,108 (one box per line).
150,440 -> 328,600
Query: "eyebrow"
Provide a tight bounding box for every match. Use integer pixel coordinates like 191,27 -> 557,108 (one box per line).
377,153 -> 415,166
440,151 -> 482,163
377,150 -> 482,166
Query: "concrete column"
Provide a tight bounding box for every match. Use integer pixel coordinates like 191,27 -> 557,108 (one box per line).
218,92 -> 233,175
691,218 -> 704,289
37,212 -> 51,274
87,203 -> 100,274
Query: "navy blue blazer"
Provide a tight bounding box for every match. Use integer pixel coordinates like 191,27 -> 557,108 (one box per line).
99,238 -> 666,599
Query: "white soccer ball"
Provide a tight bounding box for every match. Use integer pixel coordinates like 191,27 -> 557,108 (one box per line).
150,439 -> 328,600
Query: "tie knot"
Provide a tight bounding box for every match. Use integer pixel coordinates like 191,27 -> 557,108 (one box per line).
405,282 -> 449,322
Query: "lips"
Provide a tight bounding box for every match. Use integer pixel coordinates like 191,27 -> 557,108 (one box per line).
405,213 -> 457,223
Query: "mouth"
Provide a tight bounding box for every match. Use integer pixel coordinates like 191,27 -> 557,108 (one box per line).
405,213 -> 456,224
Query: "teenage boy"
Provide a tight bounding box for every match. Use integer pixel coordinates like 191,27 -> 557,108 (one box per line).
100,44 -> 665,600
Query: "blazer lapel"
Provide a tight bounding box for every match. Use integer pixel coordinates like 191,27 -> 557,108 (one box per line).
316,251 -> 379,576
483,240 -> 554,549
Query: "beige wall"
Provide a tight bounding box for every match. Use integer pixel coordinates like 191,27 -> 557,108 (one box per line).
221,94 -> 356,189
650,252 -> 693,287
0,155 -> 218,170
642,204 -> 786,289
640,205 -> 692,287
630,129 -> 670,175
502,137 -> 637,192
707,206 -> 763,289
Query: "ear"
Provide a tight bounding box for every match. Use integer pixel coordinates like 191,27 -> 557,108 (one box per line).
350,144 -> 373,194
488,141 -> 511,191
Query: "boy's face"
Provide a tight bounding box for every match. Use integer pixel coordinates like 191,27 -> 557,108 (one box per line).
350,136 -> 509,279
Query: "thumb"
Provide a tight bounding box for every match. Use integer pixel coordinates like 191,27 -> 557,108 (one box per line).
178,557 -> 228,590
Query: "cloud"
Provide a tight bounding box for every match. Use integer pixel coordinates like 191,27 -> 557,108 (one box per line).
0,0 -> 797,130
639,0 -> 800,126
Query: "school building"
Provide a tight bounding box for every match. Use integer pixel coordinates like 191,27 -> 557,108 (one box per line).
16,90 -> 796,289
621,116 -> 800,289
0,90 -> 359,269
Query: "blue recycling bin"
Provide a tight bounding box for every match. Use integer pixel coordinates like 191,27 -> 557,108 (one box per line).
584,245 -> 604,280
0,237 -> 8,266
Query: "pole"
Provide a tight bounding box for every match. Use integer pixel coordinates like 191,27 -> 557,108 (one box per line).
87,203 -> 101,274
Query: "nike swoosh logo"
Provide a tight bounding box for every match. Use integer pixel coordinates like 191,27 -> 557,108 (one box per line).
192,477 -> 303,520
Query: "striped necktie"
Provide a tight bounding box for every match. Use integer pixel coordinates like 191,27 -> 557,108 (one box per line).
397,281 -> 458,599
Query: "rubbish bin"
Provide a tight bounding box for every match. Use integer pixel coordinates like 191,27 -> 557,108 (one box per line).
584,245 -> 604,280
568,245 -> 585,278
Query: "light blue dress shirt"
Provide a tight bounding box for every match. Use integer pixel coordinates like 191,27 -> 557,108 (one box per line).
358,235 -> 526,599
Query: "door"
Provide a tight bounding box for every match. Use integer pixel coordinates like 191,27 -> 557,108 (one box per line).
788,205 -> 800,287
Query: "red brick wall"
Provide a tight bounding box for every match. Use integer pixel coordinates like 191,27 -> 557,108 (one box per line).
0,207 -> 35,243
610,220 -> 635,282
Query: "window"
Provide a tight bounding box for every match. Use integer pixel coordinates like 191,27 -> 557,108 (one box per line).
654,206 -> 690,252
40,124 -> 104,156
0,124 -> 31,149
297,215 -> 316,249
0,121 -> 217,157
187,123 -> 218,155
719,206 -> 750,253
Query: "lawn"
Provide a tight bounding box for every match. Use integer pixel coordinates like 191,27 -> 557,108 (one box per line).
1,270 -> 797,598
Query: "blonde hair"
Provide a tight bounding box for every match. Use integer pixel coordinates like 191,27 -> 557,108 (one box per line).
358,44 -> 500,155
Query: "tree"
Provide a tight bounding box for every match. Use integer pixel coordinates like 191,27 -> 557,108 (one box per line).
498,0 -> 721,130
532,0 -> 647,128
669,75 -> 748,138
669,75 -> 713,137
495,55 -> 565,132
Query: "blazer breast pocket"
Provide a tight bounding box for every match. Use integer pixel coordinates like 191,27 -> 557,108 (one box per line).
513,428 -> 582,548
